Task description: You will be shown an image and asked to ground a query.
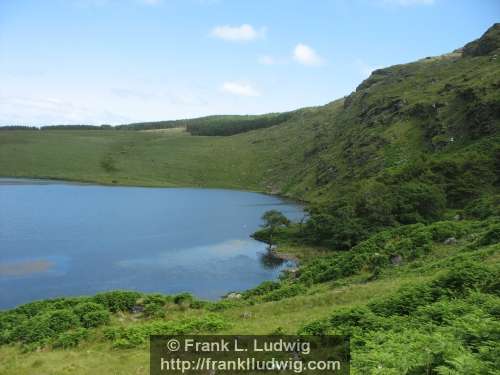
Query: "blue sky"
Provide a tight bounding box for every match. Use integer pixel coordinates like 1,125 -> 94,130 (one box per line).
0,0 -> 498,125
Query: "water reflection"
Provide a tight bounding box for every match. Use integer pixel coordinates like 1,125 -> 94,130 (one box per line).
258,249 -> 292,270
0,179 -> 303,309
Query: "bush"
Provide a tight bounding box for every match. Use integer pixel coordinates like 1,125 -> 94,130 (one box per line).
434,261 -> 494,295
426,221 -> 468,242
93,291 -> 140,312
262,284 -> 306,302
476,224 -> 500,247
369,283 -> 442,316
329,306 -> 385,332
105,314 -> 228,348
414,299 -> 479,325
143,303 -> 165,319
44,309 -> 80,332
189,300 -> 208,309
243,281 -> 280,299
465,194 -> 500,219
395,182 -> 446,224
52,328 -> 88,349
73,302 -> 110,327
14,309 -> 80,345
74,302 -> 104,317
81,310 -> 110,328
173,292 -> 194,306
206,300 -> 244,311
298,319 -> 330,335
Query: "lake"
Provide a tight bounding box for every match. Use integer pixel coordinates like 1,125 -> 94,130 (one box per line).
0,179 -> 303,310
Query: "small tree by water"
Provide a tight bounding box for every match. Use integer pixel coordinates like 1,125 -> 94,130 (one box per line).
261,210 -> 290,246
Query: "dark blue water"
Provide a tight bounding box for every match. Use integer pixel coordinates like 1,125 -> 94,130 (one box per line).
0,179 -> 303,309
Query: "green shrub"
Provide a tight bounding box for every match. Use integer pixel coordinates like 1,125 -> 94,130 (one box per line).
143,303 -> 165,319
329,306 -> 384,332
395,181 -> 446,224
206,299 -> 244,311
354,329 -> 465,374
298,319 -> 330,335
414,299 -> 479,324
189,300 -> 208,309
426,221 -> 468,242
52,328 -> 88,349
465,194 -> 500,219
173,292 -> 194,306
0,312 -> 27,344
93,291 -> 140,312
105,314 -> 228,348
73,302 -> 104,317
369,283 -> 442,316
72,302 -> 110,328
243,281 -> 280,299
434,261 -> 494,295
476,224 -> 500,247
262,284 -> 306,302
81,310 -> 110,328
14,309 -> 80,345
143,294 -> 172,305
44,309 -> 80,332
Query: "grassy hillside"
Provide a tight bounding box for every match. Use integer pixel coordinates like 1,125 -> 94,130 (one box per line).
1,23 -> 499,375
0,129 -> 269,189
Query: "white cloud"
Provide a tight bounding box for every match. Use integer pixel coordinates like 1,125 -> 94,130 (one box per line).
211,24 -> 266,42
258,55 -> 276,65
293,43 -> 324,66
139,0 -> 161,4
382,0 -> 435,6
221,82 -> 260,97
258,55 -> 289,65
0,95 -> 130,125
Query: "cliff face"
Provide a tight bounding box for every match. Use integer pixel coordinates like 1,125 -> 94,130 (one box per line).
463,23 -> 500,57
246,24 -> 500,202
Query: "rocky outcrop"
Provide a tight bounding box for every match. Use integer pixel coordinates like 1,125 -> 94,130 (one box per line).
463,23 -> 500,57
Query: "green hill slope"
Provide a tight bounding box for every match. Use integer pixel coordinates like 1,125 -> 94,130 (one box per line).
2,25 -> 498,202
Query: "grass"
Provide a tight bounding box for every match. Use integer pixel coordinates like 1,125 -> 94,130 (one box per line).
0,272 -> 430,375
0,130 -> 268,190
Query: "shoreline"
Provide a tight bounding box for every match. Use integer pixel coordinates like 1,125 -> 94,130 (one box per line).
0,175 -> 307,204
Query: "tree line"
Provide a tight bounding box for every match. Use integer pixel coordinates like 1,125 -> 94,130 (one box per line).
0,112 -> 293,136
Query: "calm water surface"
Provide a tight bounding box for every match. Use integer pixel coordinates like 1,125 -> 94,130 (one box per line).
0,179 -> 303,309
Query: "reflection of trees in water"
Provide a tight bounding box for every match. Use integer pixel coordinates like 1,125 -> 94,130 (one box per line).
259,250 -> 286,270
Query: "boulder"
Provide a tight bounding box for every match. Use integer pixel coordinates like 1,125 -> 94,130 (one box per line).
226,292 -> 242,300
390,254 -> 403,266
444,237 -> 457,245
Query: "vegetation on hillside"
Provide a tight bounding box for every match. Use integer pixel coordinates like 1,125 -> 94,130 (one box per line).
115,112 -> 294,135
